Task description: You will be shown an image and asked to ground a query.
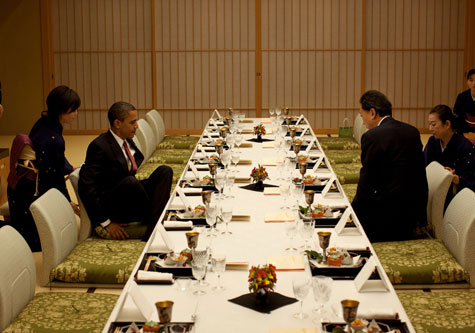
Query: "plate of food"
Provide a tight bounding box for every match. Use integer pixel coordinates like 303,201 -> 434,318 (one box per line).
299,205 -> 343,219
308,248 -> 363,268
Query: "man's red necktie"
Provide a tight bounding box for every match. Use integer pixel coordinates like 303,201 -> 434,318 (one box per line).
123,141 -> 138,174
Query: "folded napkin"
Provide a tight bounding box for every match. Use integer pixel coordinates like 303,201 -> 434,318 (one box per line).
264,212 -> 295,222
226,260 -> 249,270
264,187 -> 280,195
231,215 -> 251,222
241,129 -> 254,134
267,255 -> 305,271
334,243 -> 369,251
262,142 -> 275,149
239,143 -> 253,148
176,187 -> 202,194
241,119 -> 254,123
163,221 -> 193,229
148,228 -> 172,253
358,308 -> 398,320
270,329 -> 317,333
136,270 -> 174,282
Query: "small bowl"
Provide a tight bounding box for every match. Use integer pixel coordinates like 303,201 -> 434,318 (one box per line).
351,319 -> 369,332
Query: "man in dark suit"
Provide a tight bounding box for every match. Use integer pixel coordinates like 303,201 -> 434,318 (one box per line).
352,90 -> 428,242
78,101 -> 172,240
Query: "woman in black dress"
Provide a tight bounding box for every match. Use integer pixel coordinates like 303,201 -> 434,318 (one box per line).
453,69 -> 475,142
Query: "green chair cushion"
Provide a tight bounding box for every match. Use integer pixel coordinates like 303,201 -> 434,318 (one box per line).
95,222 -> 148,239
341,184 -> 357,202
398,290 -> 475,333
4,292 -> 118,333
373,239 -> 469,285
325,149 -> 361,164
148,148 -> 194,164
318,137 -> 360,150
331,163 -> 361,184
159,135 -> 199,149
51,239 -> 145,284
136,162 -> 187,184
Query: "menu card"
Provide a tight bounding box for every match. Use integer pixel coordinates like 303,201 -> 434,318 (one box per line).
264,187 -> 280,195
305,139 -> 315,152
189,162 -> 201,180
334,208 -> 362,236
149,223 -> 175,253
175,187 -> 192,211
354,256 -> 390,292
264,212 -> 295,222
321,175 -> 337,197
267,255 -> 305,271
128,283 -> 155,321
212,109 -> 222,119
312,156 -> 324,171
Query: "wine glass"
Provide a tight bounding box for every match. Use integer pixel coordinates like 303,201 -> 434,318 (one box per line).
279,182 -> 291,210
211,254 -> 226,291
221,150 -> 232,170
285,220 -> 298,251
220,199 -> 233,235
214,172 -> 226,200
224,172 -> 235,198
191,261 -> 207,295
234,134 -> 243,149
226,133 -> 235,148
291,182 -> 305,209
300,218 -> 315,251
312,276 -> 334,324
292,276 -> 311,319
275,108 -> 282,117
269,108 -> 275,117
205,202 -> 218,237
231,149 -> 241,172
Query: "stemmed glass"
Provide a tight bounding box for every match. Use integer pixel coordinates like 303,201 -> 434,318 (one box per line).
285,220 -> 298,251
291,182 -> 305,209
275,108 -> 282,117
231,149 -> 241,172
205,202 -> 218,237
234,134 -> 243,149
300,218 -> 315,251
292,276 -> 311,319
224,172 -> 235,198
279,182 -> 291,210
214,172 -> 226,200
211,254 -> 226,291
221,150 -> 232,170
220,199 -> 233,235
191,261 -> 207,295
226,133 -> 235,148
269,108 -> 275,118
312,276 -> 334,324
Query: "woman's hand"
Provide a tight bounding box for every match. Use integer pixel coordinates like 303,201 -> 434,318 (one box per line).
70,201 -> 80,216
444,167 -> 460,185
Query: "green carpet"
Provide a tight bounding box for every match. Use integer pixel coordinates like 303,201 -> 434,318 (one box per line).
398,290 -> 475,332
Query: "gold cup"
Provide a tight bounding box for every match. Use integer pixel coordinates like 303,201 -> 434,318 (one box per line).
201,190 -> 213,206
317,231 -> 331,263
228,107 -> 234,117
208,163 -> 218,176
215,143 -> 224,155
185,232 -> 199,249
283,107 -> 290,116
304,190 -> 315,216
219,127 -> 228,139
223,117 -> 231,126
341,299 -> 360,333
293,142 -> 302,155
285,116 -> 292,126
289,126 -> 298,139
155,300 -> 174,323
299,162 -> 307,179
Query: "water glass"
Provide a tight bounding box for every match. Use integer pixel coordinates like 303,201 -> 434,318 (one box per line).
280,182 -> 291,210
221,150 -> 231,170
224,173 -> 235,198
191,261 -> 207,295
300,218 -> 315,251
269,108 -> 275,117
285,220 -> 298,251
291,182 -> 305,209
312,276 -> 333,323
205,203 -> 218,236
220,200 -> 233,235
214,173 -> 226,199
292,276 -> 311,319
231,149 -> 241,171
211,254 -> 226,291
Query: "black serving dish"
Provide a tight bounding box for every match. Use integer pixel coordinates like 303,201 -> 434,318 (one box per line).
322,319 -> 409,333
109,321 -> 194,333
165,210 -> 208,227
309,250 -> 376,280
136,253 -> 193,278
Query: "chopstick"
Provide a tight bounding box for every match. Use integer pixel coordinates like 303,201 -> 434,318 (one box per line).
144,256 -> 153,271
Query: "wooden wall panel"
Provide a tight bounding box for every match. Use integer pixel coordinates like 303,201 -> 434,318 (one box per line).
47,0 -> 466,133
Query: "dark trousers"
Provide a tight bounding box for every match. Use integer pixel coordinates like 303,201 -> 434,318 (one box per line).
104,165 -> 173,240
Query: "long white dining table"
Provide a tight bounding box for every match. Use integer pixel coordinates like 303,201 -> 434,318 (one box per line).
102,116 -> 415,333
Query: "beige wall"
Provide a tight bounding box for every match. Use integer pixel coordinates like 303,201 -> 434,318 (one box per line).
0,0 -> 44,136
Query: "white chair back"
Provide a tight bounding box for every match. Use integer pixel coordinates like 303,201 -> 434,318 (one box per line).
426,161 -> 453,239
442,188 -> 475,287
30,188 -> 78,286
136,119 -> 155,160
353,114 -> 362,144
69,168 -> 92,242
0,226 -> 36,331
145,111 -> 160,145
147,109 -> 165,143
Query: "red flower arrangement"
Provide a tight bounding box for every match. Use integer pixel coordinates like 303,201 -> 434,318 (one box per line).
250,164 -> 269,183
253,124 -> 266,135
248,264 -> 277,293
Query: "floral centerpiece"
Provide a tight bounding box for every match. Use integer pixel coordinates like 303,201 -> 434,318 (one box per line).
250,164 -> 269,191
253,124 -> 266,141
248,264 -> 277,304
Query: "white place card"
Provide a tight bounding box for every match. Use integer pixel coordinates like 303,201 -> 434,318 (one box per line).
175,187 -> 192,211
312,156 -> 324,171
189,162 -> 201,180
296,114 -> 304,125
354,256 -> 390,293
128,283 -> 155,321
334,208 -> 361,236
156,223 -> 175,251
208,118 -> 219,128
321,175 -> 337,197
198,144 -> 208,156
